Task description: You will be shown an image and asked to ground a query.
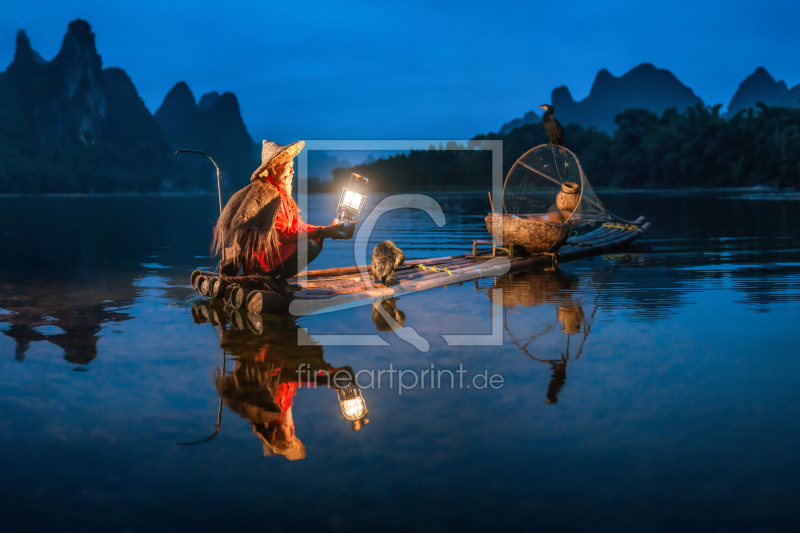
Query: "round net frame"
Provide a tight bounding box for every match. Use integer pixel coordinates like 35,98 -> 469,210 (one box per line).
502,144 -> 616,230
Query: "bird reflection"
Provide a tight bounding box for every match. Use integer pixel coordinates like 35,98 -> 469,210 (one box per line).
188,301 -> 369,458
372,298 -> 406,332
545,356 -> 567,405
488,269 -> 594,404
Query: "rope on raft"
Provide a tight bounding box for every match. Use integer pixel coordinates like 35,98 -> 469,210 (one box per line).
602,222 -> 643,232
415,264 -> 455,275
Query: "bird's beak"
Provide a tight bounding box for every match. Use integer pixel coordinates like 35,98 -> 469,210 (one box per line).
537,105 -> 546,109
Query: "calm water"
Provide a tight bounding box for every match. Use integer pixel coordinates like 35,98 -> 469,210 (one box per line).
1,192 -> 799,532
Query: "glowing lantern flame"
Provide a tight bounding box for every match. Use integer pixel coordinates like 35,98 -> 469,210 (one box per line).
335,172 -> 369,223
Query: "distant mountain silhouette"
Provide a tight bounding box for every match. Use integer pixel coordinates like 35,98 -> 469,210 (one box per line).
307,151 -> 353,180
499,110 -> 540,134
155,82 -> 259,190
726,67 -> 800,117
550,63 -> 704,133
0,20 -> 259,194
0,21 -> 178,193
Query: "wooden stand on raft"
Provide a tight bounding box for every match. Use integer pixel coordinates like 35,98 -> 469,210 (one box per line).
190,216 -> 650,317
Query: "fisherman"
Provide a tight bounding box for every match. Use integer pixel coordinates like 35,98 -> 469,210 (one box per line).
213,140 -> 355,285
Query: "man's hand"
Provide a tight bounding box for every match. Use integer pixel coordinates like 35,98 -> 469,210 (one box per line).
317,221 -> 356,240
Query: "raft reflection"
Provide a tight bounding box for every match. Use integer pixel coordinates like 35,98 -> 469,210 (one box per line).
486,269 -> 591,404
190,301 -> 370,459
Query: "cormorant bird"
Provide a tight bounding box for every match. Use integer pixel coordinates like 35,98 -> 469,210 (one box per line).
372,240 -> 405,286
537,104 -> 564,146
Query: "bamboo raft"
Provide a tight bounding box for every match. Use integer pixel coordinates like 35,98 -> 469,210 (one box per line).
191,217 -> 650,316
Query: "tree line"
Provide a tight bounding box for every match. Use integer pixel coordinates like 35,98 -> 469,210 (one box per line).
333,103 -> 800,191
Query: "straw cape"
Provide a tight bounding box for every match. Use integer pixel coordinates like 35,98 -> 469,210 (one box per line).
212,140 -> 305,270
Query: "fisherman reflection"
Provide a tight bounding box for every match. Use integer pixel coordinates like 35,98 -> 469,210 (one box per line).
192,307 -> 368,459
215,358 -> 316,461
219,335 -> 356,459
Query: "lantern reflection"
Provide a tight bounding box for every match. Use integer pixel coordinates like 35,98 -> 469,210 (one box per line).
337,384 -> 369,421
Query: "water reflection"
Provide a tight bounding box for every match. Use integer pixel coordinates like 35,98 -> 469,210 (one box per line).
189,301 -> 370,459
0,277 -> 134,364
3,193 -> 796,371
488,269 -> 579,309
371,298 -> 406,332
2,194 -> 800,529
488,269 -> 594,404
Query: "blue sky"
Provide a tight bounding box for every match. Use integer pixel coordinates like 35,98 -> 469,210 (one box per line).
2,0 -> 799,144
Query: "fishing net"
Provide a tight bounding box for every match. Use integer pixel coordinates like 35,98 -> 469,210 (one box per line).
503,144 -> 617,230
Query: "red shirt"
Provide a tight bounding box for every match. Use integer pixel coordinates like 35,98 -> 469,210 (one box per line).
253,346 -> 326,421
247,176 -> 320,274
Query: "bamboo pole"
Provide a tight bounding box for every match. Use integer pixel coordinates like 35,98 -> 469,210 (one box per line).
246,290 -> 289,314
208,307 -> 227,327
290,257 -> 514,312
567,223 -> 645,249
297,285 -> 373,297
230,286 -> 250,309
300,282 -> 368,291
210,277 -> 229,299
228,308 -> 246,330
191,304 -> 209,324
567,224 -> 622,244
301,277 -> 371,289
224,284 -> 236,302
392,257 -> 487,279
296,253 -> 479,279
558,223 -> 650,262
296,255 -> 487,292
246,312 -> 264,335
563,216 -> 646,247
191,270 -> 217,289
197,276 -> 210,296
568,228 -> 624,247
561,230 -> 637,259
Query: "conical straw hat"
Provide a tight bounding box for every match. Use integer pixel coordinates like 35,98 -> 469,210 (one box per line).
250,140 -> 305,181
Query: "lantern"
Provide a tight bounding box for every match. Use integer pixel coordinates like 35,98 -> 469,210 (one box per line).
337,385 -> 368,421
335,172 -> 369,223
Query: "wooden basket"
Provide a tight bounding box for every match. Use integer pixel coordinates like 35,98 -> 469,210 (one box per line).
556,182 -> 580,212
485,213 -> 569,254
